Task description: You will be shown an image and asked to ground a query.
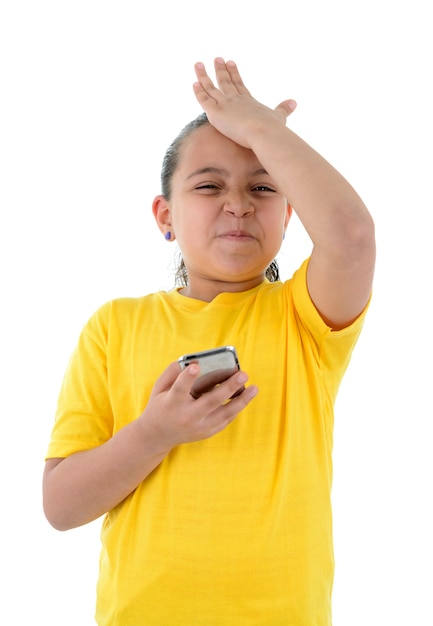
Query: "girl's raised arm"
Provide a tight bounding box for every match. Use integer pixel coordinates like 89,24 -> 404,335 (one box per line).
193,58 -> 375,329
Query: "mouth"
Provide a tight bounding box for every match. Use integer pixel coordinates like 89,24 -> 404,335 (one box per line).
217,230 -> 256,241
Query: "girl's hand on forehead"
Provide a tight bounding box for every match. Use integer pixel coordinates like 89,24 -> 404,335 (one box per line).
193,57 -> 296,149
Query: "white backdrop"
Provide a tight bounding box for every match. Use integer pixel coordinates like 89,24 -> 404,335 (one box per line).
1,1 -> 431,624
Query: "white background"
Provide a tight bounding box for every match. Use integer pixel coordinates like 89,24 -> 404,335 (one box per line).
1,1 -> 431,624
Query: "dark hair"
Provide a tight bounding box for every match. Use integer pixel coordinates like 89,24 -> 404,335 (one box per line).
161,113 -> 209,200
161,113 -> 280,286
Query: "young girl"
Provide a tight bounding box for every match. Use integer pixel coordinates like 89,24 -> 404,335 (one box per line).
43,58 -> 375,625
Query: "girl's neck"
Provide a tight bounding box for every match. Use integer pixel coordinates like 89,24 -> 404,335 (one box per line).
179,275 -> 266,302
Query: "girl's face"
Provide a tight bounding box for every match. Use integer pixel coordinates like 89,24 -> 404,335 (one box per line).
154,124 -> 291,300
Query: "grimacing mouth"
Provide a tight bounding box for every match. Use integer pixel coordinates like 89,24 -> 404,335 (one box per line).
217,230 -> 256,239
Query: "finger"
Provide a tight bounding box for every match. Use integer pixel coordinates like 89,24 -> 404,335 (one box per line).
192,79 -> 217,109
194,62 -> 220,101
224,59 -> 251,95
169,361 -> 203,399
275,99 -> 297,121
197,383 -> 259,436
213,378 -> 259,409
194,370 -> 249,406
152,360 -> 200,397
151,361 -> 184,395
213,57 -> 249,96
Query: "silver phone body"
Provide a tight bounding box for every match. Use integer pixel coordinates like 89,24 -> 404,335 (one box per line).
178,346 -> 243,399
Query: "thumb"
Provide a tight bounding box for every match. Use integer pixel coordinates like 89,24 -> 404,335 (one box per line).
274,99 -> 297,121
152,360 -> 202,396
152,361 -> 185,394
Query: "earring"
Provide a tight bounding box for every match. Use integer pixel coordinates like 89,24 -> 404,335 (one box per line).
165,231 -> 172,241
282,232 -> 286,240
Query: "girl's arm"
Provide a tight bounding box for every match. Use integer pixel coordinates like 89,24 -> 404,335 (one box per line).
43,362 -> 256,530
193,58 -> 375,329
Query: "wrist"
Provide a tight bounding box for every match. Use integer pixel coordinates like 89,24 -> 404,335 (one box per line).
134,411 -> 175,459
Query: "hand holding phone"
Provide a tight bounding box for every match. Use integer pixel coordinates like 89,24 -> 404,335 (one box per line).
178,346 -> 244,399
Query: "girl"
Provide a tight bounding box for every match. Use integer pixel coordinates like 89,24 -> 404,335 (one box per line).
43,58 -> 375,625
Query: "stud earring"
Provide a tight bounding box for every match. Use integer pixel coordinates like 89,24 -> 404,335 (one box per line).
165,231 -> 172,241
282,232 -> 286,240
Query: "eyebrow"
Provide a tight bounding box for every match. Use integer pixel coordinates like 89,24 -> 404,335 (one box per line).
186,166 -> 269,180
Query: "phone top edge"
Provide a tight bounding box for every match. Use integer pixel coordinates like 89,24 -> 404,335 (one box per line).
177,345 -> 238,366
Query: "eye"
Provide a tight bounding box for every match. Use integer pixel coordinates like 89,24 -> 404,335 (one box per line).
252,185 -> 276,193
194,183 -> 222,194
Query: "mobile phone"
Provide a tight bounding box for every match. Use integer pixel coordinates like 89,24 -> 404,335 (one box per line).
178,345 -> 244,399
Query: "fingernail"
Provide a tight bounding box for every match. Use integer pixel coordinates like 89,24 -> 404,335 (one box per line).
249,386 -> 259,398
237,372 -> 248,384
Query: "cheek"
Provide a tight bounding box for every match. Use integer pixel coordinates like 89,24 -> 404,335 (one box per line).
172,213 -> 207,251
173,203 -> 216,234
171,206 -> 192,233
260,209 -> 286,235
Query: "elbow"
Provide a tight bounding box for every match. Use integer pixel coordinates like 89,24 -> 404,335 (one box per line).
344,199 -> 375,243
43,457 -> 81,531
46,519 -> 71,532
43,477 -> 84,531
43,498 -> 75,532
43,488 -> 100,532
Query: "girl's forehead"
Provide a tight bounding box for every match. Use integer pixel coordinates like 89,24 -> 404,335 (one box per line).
179,125 -> 261,170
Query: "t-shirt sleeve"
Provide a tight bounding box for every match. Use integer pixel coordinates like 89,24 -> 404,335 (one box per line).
290,257 -> 371,387
45,301 -> 114,459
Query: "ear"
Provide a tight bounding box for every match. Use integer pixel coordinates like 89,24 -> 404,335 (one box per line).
284,202 -> 293,229
152,195 -> 174,239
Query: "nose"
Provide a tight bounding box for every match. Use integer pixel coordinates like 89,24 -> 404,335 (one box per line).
223,191 -> 254,217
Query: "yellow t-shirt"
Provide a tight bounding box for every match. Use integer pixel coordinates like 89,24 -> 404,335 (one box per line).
47,259 -> 369,625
